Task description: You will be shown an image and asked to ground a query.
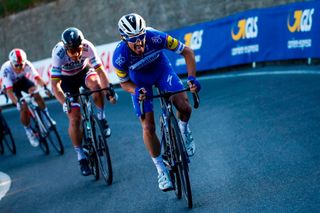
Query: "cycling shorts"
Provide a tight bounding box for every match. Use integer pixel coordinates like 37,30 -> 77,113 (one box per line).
131,65 -> 184,117
12,76 -> 35,99
60,66 -> 97,103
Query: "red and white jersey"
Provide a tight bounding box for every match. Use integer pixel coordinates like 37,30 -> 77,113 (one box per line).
0,60 -> 39,90
51,39 -> 103,80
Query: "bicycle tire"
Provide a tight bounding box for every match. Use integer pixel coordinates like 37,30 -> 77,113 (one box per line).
92,115 -> 113,185
31,111 -> 49,155
89,146 -> 100,180
41,113 -> 64,155
169,116 -> 193,209
160,115 -> 182,199
1,114 -> 16,154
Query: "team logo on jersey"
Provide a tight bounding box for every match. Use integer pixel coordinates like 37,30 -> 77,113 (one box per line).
151,35 -> 162,44
166,36 -> 178,50
115,54 -> 126,66
287,9 -> 314,33
231,17 -> 258,41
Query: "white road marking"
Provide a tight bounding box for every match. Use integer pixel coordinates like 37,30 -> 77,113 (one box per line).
0,172 -> 11,201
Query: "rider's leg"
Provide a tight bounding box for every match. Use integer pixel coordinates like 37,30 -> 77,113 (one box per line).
85,73 -> 111,137
67,108 -> 84,158
141,112 -> 173,191
172,92 -> 195,157
67,107 -> 90,176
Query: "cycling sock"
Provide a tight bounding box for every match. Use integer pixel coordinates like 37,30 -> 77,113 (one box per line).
74,146 -> 86,160
152,155 -> 167,175
178,120 -> 188,134
96,107 -> 106,120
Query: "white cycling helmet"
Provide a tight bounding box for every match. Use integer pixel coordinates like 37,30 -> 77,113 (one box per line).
118,13 -> 146,38
9,48 -> 27,66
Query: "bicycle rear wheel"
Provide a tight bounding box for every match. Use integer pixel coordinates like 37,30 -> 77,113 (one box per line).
92,115 -> 113,185
42,113 -> 64,155
1,115 -> 16,154
169,116 -> 193,209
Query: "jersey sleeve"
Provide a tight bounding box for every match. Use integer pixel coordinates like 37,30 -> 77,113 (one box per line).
85,40 -> 104,71
51,44 -> 63,81
25,61 -> 40,81
147,28 -> 185,54
165,34 -> 185,54
112,42 -> 129,83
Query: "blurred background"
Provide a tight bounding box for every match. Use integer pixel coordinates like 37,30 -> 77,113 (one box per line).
0,0 -> 306,64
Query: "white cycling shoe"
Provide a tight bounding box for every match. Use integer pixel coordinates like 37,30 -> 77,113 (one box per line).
25,129 -> 39,147
158,170 -> 173,192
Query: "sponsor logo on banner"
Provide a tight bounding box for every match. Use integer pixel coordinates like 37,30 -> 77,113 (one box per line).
287,8 -> 314,49
175,30 -> 203,66
231,17 -> 259,56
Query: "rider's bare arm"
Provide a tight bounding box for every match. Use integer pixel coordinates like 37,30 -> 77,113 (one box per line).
120,80 -> 136,94
34,76 -> 47,87
95,66 -> 109,89
6,89 -> 18,105
180,46 -> 196,78
51,79 -> 65,105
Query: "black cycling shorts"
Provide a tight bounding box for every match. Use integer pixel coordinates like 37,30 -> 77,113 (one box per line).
60,66 -> 97,102
13,76 -> 35,99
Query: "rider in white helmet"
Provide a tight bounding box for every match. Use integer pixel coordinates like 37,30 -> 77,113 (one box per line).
1,48 -> 54,147
114,13 -> 201,191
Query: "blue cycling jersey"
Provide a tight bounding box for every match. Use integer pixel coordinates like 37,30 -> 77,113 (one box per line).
112,27 -> 186,116
112,27 -> 185,83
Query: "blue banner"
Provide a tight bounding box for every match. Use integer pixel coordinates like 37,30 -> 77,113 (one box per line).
165,1 -> 320,74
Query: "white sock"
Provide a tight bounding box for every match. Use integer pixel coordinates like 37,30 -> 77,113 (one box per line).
96,107 -> 105,120
178,120 -> 187,134
152,155 -> 167,175
74,146 -> 86,160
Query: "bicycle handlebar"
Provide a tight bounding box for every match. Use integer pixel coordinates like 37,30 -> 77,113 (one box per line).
139,87 -> 200,119
65,85 -> 114,112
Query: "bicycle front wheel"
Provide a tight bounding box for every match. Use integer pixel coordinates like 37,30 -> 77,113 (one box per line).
92,115 -> 113,185
169,116 -> 193,209
160,115 -> 182,199
1,116 -> 16,154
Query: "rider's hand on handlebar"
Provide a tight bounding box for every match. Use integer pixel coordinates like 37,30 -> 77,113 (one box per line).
106,84 -> 118,104
187,76 -> 201,93
43,85 -> 53,98
135,87 -> 147,101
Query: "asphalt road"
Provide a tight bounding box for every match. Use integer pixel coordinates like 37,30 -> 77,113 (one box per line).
0,66 -> 319,212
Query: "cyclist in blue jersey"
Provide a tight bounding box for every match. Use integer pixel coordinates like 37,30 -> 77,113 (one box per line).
112,13 -> 201,191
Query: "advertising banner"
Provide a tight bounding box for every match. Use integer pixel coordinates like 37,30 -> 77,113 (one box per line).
165,1 -> 320,74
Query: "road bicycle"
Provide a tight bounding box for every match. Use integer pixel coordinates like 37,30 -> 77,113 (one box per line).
20,91 -> 64,155
140,86 -> 200,209
0,93 -> 16,155
65,86 -> 114,185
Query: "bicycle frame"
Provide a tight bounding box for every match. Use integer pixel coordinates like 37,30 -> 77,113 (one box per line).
66,86 -> 113,184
